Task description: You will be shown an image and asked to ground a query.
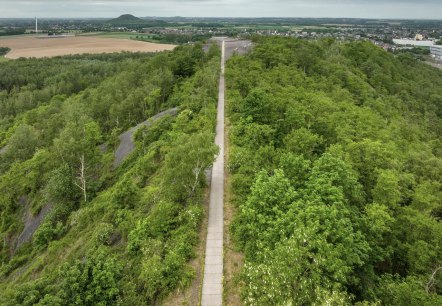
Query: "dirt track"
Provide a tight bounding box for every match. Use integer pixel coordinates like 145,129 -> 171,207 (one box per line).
0,36 -> 176,59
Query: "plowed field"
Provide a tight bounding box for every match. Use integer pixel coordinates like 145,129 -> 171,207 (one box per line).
0,36 -> 176,59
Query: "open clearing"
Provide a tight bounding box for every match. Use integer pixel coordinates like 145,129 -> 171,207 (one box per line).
0,36 -> 176,59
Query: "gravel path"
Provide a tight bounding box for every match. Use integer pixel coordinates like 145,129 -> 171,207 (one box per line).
113,108 -> 179,167
224,39 -> 253,59
15,199 -> 52,250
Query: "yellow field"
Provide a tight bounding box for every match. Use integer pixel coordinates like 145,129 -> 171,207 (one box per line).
0,36 -> 176,59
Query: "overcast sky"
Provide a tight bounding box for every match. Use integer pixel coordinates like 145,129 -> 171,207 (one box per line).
0,0 -> 441,19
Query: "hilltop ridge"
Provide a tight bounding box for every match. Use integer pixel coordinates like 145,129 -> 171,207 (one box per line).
108,14 -> 146,25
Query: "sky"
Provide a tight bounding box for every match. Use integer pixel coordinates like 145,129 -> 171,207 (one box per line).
0,0 -> 441,19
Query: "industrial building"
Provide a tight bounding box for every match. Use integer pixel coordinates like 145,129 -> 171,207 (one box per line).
430,45 -> 442,59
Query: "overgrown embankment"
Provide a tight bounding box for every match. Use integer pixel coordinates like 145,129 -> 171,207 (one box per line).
0,43 -> 223,304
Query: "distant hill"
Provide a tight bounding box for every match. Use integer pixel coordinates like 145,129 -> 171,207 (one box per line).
108,14 -> 146,25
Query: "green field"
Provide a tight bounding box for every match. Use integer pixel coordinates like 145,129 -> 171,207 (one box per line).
0,34 -> 33,40
79,32 -> 164,43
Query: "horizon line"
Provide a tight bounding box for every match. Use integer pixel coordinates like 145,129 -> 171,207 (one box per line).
1,16 -> 442,21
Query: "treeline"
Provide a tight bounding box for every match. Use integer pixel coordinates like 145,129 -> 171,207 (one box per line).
0,43 -> 221,304
191,23 -> 225,28
133,33 -> 212,44
227,37 -> 442,305
393,47 -> 431,60
157,33 -> 213,44
0,47 -> 10,56
0,28 -> 26,36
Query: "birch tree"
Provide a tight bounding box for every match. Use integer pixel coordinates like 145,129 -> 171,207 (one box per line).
54,116 -> 102,202
161,131 -> 219,202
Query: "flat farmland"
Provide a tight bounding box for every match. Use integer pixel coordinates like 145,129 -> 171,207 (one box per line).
0,36 -> 176,59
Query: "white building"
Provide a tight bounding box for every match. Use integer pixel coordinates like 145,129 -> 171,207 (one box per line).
393,39 -> 435,47
430,45 -> 442,59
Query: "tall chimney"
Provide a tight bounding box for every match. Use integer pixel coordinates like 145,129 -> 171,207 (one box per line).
35,17 -> 38,34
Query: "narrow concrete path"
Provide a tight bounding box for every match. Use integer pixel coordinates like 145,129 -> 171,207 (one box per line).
201,40 -> 225,306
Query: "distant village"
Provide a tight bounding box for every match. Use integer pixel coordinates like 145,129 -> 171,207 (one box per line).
1,17 -> 441,60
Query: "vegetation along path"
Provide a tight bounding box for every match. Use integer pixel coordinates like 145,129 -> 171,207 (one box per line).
201,40 -> 225,306
113,107 -> 179,167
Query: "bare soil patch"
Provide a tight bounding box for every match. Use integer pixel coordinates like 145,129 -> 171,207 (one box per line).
0,36 -> 176,59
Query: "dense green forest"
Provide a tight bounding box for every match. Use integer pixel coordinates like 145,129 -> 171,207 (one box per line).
2,34 -> 442,305
227,37 -> 442,305
0,44 -> 220,304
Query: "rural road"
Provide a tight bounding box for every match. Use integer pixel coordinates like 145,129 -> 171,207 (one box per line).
113,107 -> 178,167
201,40 -> 226,306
